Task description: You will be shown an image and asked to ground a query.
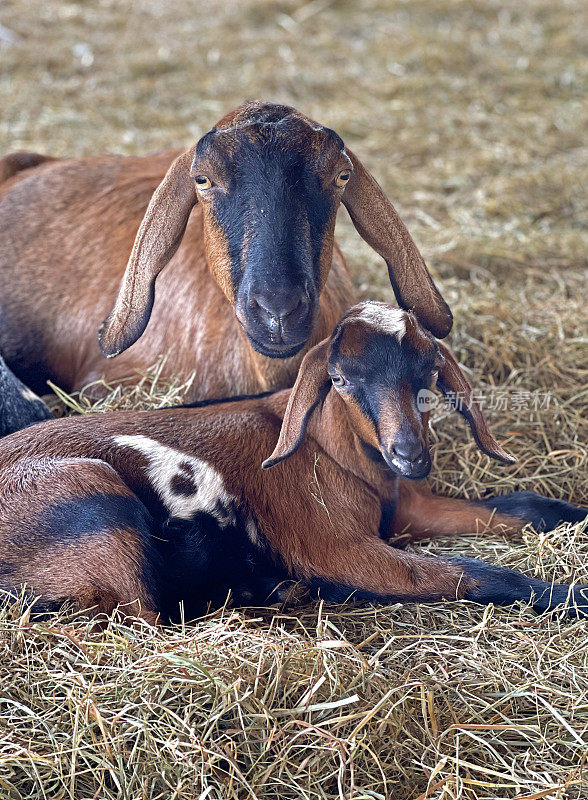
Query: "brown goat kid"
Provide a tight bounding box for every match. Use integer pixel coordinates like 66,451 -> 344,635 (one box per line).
0,103 -> 451,424
0,302 -> 585,624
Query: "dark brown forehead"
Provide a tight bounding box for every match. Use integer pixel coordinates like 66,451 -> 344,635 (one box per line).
197,103 -> 346,172
213,101 -> 297,130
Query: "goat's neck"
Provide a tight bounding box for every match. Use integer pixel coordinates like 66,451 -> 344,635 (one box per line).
308,389 -> 397,495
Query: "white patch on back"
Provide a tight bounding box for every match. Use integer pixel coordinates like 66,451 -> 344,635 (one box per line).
113,435 -> 236,526
356,302 -> 406,340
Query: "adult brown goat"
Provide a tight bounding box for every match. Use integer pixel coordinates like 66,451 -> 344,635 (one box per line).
0,102 -> 451,426
0,302 -> 585,624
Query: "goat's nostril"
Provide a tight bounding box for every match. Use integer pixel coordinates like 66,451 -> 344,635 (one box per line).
248,291 -> 308,324
282,297 -> 304,320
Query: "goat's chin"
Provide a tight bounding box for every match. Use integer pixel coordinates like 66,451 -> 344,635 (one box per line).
361,441 -> 432,480
385,455 -> 432,481
244,331 -> 307,360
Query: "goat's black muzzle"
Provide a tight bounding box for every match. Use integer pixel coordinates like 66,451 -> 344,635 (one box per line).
381,434 -> 432,480
236,282 -> 317,358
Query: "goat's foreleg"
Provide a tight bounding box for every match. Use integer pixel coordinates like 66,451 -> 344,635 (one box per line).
390,482 -> 587,544
296,533 -> 588,617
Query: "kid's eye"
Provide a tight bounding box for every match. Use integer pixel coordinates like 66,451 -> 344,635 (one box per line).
331,374 -> 348,388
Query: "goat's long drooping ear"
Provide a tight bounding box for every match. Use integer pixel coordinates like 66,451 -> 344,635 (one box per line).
98,146 -> 197,357
436,341 -> 515,464
262,340 -> 331,469
342,149 -> 452,339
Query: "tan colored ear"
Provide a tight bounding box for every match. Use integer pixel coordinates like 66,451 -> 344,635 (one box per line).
342,148 -> 452,339
98,146 -> 197,357
262,339 -> 331,469
436,341 -> 515,464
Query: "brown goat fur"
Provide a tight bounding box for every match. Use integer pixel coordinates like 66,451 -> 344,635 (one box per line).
0,102 -> 450,410
0,456 -> 159,622
0,303 -> 585,622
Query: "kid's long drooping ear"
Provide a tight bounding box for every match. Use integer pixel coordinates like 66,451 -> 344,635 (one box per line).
262,339 -> 331,469
98,146 -> 198,357
436,341 -> 516,464
342,148 -> 453,339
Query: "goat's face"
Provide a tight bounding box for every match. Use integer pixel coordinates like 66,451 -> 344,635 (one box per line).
327,303 -> 440,479
263,301 -> 515,474
191,114 -> 351,358
98,102 -> 453,361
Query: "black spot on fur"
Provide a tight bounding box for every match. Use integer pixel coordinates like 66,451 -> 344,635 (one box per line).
169,474 -> 197,496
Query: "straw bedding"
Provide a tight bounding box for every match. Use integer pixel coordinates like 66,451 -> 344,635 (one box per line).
0,1 -> 586,797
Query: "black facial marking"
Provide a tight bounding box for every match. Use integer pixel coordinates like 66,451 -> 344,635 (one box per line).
195,116 -> 344,356
333,329 -> 437,393
218,135 -> 335,289
361,440 -> 390,467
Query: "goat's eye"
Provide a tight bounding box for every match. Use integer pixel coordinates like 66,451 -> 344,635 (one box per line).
331,374 -> 348,388
195,175 -> 212,190
335,170 -> 351,187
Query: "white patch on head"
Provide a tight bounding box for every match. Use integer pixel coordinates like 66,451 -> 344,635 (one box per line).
113,435 -> 236,526
355,302 -> 407,340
